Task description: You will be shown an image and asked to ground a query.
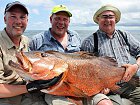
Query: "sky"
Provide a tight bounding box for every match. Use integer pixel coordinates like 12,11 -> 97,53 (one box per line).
0,0 -> 140,31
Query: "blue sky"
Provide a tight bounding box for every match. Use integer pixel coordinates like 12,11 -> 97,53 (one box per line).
0,0 -> 140,31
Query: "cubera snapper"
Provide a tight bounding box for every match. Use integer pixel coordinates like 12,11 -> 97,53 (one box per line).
9,51 -> 126,98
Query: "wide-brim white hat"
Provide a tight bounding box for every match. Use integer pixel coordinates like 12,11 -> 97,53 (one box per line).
93,5 -> 121,24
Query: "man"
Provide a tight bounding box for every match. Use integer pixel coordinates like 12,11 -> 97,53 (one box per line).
29,5 -> 114,105
81,4 -> 140,105
29,4 -> 81,105
0,1 -> 55,105
29,5 -> 81,53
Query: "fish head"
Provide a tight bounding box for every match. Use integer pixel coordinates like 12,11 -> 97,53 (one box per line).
9,51 -> 68,81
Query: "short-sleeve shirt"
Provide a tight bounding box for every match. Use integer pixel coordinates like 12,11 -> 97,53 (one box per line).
0,29 -> 29,84
29,28 -> 81,53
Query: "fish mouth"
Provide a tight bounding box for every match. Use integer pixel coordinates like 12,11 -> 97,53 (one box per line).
45,73 -> 63,87
41,70 -> 68,93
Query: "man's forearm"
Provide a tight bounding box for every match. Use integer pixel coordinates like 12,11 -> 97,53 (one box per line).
0,84 -> 27,98
136,57 -> 140,71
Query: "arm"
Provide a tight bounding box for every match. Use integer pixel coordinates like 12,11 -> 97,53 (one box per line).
29,32 -> 45,51
136,57 -> 140,67
122,63 -> 139,82
0,84 -> 27,98
0,59 -> 27,98
122,32 -> 140,82
122,56 -> 140,82
0,51 -> 28,98
122,53 -> 140,82
81,35 -> 94,53
0,75 -> 61,98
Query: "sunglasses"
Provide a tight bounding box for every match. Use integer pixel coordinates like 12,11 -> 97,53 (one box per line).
99,15 -> 115,19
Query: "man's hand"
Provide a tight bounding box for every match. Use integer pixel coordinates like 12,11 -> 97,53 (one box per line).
26,74 -> 62,93
100,88 -> 110,94
122,64 -> 138,82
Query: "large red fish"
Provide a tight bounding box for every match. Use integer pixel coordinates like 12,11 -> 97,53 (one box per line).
9,51 -> 128,104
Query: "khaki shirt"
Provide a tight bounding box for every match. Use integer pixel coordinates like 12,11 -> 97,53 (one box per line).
0,29 -> 29,84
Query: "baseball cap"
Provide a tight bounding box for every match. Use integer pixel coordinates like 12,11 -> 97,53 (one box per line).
4,1 -> 28,15
52,5 -> 72,17
93,5 -> 121,24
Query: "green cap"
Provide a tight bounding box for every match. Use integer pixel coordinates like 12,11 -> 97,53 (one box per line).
93,4 -> 121,24
52,5 -> 72,17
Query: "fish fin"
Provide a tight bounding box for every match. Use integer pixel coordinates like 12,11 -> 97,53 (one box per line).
99,56 -> 118,67
64,81 -> 88,97
16,51 -> 33,72
45,50 -> 59,53
74,51 -> 94,56
9,60 -> 34,81
72,51 -> 97,59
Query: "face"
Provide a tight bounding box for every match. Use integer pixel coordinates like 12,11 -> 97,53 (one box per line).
50,12 -> 70,37
4,7 -> 28,38
97,11 -> 116,35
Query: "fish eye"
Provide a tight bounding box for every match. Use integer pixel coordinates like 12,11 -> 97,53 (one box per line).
41,53 -> 48,57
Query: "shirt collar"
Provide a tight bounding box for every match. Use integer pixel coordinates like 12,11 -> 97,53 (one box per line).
1,28 -> 26,50
1,29 -> 15,49
48,28 -> 57,41
98,29 -> 117,39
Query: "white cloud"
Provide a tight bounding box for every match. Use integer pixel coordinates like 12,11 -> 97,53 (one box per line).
0,7 -> 4,14
31,9 -> 39,15
67,0 -> 140,27
71,9 -> 93,25
22,0 -> 55,7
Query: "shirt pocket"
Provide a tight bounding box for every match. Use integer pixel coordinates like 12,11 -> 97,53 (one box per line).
67,44 -> 80,53
118,45 -> 130,63
38,44 -> 56,51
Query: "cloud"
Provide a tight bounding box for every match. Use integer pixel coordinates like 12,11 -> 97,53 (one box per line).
67,0 -> 140,28
31,9 -> 39,15
27,21 -> 50,30
22,0 -> 54,6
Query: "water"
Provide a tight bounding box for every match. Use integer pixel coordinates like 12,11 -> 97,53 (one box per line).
24,30 -> 44,39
